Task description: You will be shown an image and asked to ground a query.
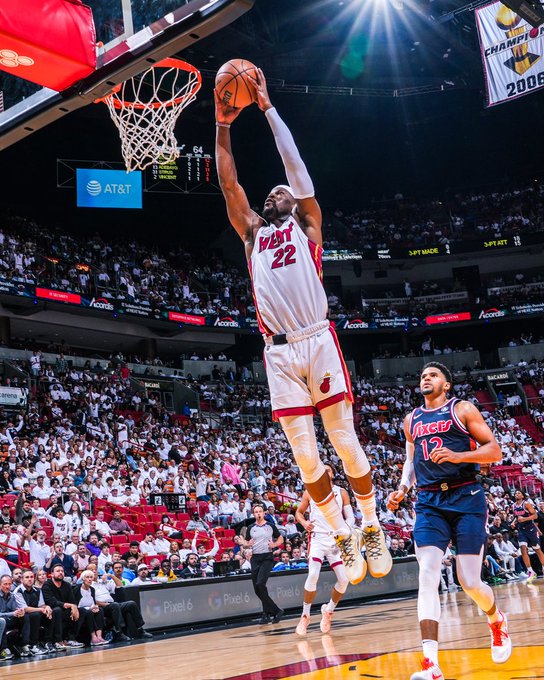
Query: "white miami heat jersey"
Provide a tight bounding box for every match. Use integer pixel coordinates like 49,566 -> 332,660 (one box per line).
248,216 -> 327,335
309,484 -> 344,534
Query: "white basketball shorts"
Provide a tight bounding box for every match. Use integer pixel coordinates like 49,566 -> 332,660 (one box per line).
264,325 -> 353,421
308,532 -> 344,569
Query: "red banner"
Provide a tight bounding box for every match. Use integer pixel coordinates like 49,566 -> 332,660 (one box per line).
426,311 -> 471,325
36,288 -> 81,305
168,311 -> 206,326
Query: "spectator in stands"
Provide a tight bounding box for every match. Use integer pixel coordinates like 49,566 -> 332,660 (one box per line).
45,541 -> 76,582
155,558 -> 178,582
13,569 -> 60,655
11,568 -> 23,591
493,533 -> 521,574
389,537 -> 408,559
153,530 -> 171,556
186,513 -> 209,533
130,564 -> 155,586
111,560 -> 136,586
0,547 -> 11,579
179,553 -> 200,579
120,542 -> 144,567
0,574 -> 25,660
73,570 -> 108,646
88,564 -> 151,640
159,516 -> 183,539
93,511 -> 111,538
109,510 -> 131,536
85,533 -> 101,557
24,522 -> 50,571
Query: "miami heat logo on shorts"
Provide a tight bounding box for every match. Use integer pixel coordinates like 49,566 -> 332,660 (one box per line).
319,372 -> 332,394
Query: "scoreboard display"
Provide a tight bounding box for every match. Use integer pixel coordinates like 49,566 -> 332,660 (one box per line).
144,144 -> 220,194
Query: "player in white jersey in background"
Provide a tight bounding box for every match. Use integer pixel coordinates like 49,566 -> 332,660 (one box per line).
215,68 -> 391,586
294,465 -> 352,635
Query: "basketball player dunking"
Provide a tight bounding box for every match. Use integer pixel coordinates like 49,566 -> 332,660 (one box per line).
511,489 -> 544,582
214,68 -> 391,586
294,464 -> 352,635
388,362 -> 512,680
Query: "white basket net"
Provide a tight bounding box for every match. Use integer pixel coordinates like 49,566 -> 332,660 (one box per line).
101,59 -> 202,172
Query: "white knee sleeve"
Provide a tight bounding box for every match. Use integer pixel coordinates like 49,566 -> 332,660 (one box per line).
280,415 -> 325,485
457,552 -> 495,612
416,545 -> 443,622
304,558 -> 321,592
332,563 -> 349,594
321,401 -> 370,479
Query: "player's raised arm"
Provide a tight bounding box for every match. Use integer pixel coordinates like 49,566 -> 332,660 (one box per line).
214,90 -> 260,247
430,401 -> 502,466
387,414 -> 416,511
250,68 -> 322,245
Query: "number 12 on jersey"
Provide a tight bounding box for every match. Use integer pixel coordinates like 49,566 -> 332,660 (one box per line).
421,436 -> 443,460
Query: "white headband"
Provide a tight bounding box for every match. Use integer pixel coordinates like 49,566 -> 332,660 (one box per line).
271,184 -> 295,198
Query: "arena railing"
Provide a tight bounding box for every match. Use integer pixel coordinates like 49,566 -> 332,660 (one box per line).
0,541 -> 30,569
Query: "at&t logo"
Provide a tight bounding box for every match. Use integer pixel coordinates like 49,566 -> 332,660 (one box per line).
86,180 -> 102,196
86,180 -> 133,197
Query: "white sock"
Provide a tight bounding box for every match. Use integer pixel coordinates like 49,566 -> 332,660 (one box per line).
317,492 -> 350,537
354,489 -> 378,525
422,639 -> 439,665
302,602 -> 311,617
487,608 -> 502,625
324,599 -> 337,613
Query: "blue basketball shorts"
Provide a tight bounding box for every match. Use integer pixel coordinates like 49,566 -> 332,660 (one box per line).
414,483 -> 487,555
517,523 -> 540,548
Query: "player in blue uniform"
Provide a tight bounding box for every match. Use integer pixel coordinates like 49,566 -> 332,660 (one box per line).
388,362 -> 512,680
511,489 -> 544,582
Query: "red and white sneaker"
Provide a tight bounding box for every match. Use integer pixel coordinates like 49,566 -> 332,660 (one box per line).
489,611 -> 512,664
295,614 -> 309,637
320,604 -> 333,634
410,657 -> 444,680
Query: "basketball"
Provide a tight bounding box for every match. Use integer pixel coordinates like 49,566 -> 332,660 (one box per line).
215,58 -> 258,109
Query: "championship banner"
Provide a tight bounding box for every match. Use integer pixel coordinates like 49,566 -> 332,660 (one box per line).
476,1 -> 544,106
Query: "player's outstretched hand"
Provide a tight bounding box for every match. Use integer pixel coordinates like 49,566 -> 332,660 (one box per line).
247,67 -> 273,112
430,446 -> 462,464
387,489 -> 405,511
214,89 -> 242,126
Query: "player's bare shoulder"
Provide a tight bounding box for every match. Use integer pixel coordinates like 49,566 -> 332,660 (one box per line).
453,399 -> 481,420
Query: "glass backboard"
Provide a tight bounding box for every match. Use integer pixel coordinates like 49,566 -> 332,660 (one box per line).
0,0 -> 253,149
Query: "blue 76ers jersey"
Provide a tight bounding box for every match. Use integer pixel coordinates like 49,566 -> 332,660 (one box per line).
409,397 -> 478,487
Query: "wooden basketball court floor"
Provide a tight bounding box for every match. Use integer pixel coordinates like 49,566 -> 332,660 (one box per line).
2,581 -> 542,679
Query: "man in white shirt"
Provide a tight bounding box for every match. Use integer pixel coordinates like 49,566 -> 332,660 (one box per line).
493,533 -> 519,572
32,477 -> 51,500
0,546 -> 12,577
218,493 -> 237,528
153,530 -> 171,556
64,533 -> 82,557
98,543 -> 114,572
93,511 -> 111,538
108,488 -> 129,506
24,525 -> 51,571
139,533 -> 157,556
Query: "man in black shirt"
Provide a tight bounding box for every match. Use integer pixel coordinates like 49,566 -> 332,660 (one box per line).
13,570 -> 61,655
241,504 -> 284,624
41,565 -> 87,648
